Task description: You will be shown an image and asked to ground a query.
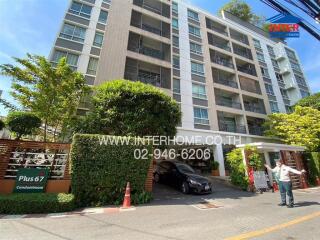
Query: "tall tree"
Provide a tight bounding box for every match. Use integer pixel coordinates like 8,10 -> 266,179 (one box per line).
295,92 -> 320,111
219,0 -> 265,27
73,79 -> 181,137
264,106 -> 320,151
0,54 -> 89,142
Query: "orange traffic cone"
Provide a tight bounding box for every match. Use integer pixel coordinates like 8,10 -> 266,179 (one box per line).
316,177 -> 320,186
122,182 -> 131,208
273,181 -> 279,192
301,177 -> 308,189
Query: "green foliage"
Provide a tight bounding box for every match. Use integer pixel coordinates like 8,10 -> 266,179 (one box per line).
0,119 -> 4,131
73,79 -> 181,138
264,106 -> 320,151
131,191 -> 153,205
0,54 -> 89,142
295,92 -> 320,111
70,134 -> 152,207
210,160 -> 220,170
6,111 -> 41,140
226,148 -> 248,190
304,152 -> 320,185
219,0 -> 265,27
245,146 -> 263,170
0,193 -> 75,214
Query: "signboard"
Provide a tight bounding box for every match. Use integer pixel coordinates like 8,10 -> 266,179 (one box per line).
267,14 -> 301,38
14,168 -> 49,193
253,171 -> 268,190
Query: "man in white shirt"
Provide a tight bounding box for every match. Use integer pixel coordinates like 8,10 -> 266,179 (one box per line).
265,159 -> 306,208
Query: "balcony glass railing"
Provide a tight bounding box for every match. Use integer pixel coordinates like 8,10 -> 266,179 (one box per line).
128,44 -> 164,60
233,48 -> 252,60
248,126 -> 264,136
212,56 -> 234,69
216,98 -> 242,109
125,67 -> 162,87
237,66 -> 257,76
219,122 -> 246,134
214,77 -> 238,89
141,23 -> 162,36
244,103 -> 265,114
211,41 -> 231,52
194,118 -> 209,125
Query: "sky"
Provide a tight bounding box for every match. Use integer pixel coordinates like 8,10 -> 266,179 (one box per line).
0,0 -> 319,116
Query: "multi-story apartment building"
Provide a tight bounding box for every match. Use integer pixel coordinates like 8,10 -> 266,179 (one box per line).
49,0 -> 311,175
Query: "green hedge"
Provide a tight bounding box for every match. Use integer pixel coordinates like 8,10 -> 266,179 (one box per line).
70,134 -> 152,207
0,193 -> 75,214
304,152 -> 320,185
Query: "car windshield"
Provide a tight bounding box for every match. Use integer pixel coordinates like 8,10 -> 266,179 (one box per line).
176,163 -> 195,174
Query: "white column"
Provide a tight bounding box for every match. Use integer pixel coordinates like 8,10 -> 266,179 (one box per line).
214,144 -> 225,176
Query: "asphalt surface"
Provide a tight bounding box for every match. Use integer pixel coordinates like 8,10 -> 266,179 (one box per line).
1,180 -> 320,240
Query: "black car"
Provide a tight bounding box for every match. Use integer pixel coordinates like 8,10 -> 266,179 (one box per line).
154,161 -> 212,194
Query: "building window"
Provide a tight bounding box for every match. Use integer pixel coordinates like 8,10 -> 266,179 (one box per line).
260,67 -> 270,78
190,42 -> 202,55
188,9 -> 199,21
98,10 -> 108,24
265,83 -> 275,95
300,90 -> 310,98
267,45 -> 275,56
102,0 -> 111,4
173,35 -> 179,48
280,88 -> 289,99
87,57 -> 99,75
295,75 -> 306,86
269,101 -> 279,113
173,56 -> 180,69
275,72 -> 283,82
172,18 -> 179,29
172,1 -> 178,13
194,107 -> 209,125
52,50 -> 79,69
192,83 -> 207,99
173,78 -> 180,94
93,32 -> 104,47
60,23 -> 86,43
191,62 -> 204,75
69,1 -> 92,19
189,25 -> 201,37
271,59 -> 279,69
253,39 -> 261,49
256,52 -> 265,62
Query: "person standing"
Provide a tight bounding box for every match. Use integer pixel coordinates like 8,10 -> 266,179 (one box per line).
265,159 -> 306,208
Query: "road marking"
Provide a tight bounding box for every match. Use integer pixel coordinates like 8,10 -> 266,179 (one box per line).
224,211 -> 320,240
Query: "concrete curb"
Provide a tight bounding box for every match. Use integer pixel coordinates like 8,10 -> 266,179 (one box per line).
0,206 -> 136,220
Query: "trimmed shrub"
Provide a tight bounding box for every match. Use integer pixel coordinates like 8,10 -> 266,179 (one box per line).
304,152 -> 320,185
0,193 -> 75,214
226,148 -> 248,190
70,134 -> 152,207
6,111 -> 41,140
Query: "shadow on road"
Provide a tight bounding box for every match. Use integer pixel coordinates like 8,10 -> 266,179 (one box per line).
294,201 -> 320,207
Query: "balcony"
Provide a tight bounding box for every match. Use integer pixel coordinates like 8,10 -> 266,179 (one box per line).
243,95 -> 266,114
124,57 -> 171,89
236,59 -> 257,76
210,49 -> 234,69
239,76 -> 261,94
208,32 -> 231,52
230,29 -> 249,45
212,68 -> 238,89
127,32 -> 170,61
130,10 -> 170,39
232,43 -> 253,60
133,0 -> 170,18
218,112 -> 246,134
215,89 -> 242,110
206,17 -> 228,36
247,117 -> 265,136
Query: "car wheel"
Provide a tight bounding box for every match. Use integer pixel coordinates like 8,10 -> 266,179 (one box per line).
181,182 -> 189,194
154,173 -> 160,183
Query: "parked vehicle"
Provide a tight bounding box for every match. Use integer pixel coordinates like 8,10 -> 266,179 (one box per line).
154,160 -> 212,194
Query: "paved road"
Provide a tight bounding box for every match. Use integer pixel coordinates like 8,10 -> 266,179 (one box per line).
1,181 -> 319,240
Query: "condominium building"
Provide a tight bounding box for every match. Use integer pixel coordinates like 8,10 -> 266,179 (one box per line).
49,0 -> 311,174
